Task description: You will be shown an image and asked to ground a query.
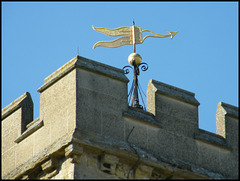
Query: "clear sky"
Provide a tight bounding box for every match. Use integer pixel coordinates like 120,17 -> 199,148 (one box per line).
2,2 -> 238,133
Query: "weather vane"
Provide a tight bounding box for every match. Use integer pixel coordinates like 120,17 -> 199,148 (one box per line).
92,20 -> 178,109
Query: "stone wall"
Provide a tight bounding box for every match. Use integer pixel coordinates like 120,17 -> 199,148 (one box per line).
1,55 -> 238,179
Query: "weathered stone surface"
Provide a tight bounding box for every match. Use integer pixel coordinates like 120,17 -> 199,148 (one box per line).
135,164 -> 153,179
2,108 -> 21,154
15,118 -> 43,143
100,154 -> 119,175
41,157 -> 58,172
65,143 -> 83,164
1,55 -> 238,179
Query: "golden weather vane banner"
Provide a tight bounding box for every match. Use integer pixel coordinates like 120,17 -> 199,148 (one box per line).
92,20 -> 178,51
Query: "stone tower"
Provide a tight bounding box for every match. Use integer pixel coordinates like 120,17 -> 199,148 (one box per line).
1,55 -> 238,179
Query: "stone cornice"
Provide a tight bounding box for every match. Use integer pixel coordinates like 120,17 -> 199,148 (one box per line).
4,127 -> 227,179
1,92 -> 31,120
150,79 -> 200,106
37,56 -> 129,93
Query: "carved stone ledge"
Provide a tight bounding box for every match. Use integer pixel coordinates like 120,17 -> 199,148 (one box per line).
100,153 -> 119,175
40,157 -> 59,179
194,129 -> 232,151
20,174 -> 30,180
115,163 -> 134,179
65,143 -> 83,163
40,169 -> 59,180
123,106 -> 162,128
135,164 -> 154,179
41,157 -> 58,173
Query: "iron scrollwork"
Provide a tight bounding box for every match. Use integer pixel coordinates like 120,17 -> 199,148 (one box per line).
122,62 -> 148,75
122,65 -> 133,74
139,62 -> 148,72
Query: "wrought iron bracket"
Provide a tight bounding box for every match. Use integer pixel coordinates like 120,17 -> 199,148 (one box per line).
122,60 -> 149,109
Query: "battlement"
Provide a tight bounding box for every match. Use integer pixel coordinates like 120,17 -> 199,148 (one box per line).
1,56 -> 238,179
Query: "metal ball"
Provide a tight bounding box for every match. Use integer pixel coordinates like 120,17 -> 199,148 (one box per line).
128,53 -> 142,66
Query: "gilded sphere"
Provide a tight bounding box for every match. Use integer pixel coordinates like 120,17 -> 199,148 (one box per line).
128,53 -> 142,66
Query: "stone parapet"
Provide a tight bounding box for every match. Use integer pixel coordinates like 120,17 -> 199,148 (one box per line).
216,101 -> 239,153
1,92 -> 33,133
38,56 -> 129,93
149,79 -> 200,106
2,92 -> 34,177
1,55 -> 238,179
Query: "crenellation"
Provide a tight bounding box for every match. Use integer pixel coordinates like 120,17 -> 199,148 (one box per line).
194,128 -> 231,150
1,55 -> 238,179
216,101 -> 239,153
15,118 -> 43,143
147,79 -> 200,138
149,79 -> 200,106
2,92 -> 33,134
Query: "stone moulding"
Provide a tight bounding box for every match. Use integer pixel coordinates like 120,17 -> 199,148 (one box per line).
150,79 -> 200,106
194,129 -> 231,151
1,91 -> 33,134
218,101 -> 238,119
1,92 -> 32,120
3,127 -> 225,179
14,118 -> 44,143
37,55 -> 129,93
123,106 -> 162,128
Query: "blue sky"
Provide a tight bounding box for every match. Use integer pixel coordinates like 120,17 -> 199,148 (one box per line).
2,2 -> 238,133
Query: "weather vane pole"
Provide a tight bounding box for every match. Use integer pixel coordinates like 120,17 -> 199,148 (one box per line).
132,19 -> 136,53
92,20 -> 178,109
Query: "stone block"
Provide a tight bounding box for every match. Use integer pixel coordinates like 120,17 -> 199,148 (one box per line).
117,163 -> 134,179
216,102 -> 238,148
41,157 -> 58,173
135,164 -> 154,179
115,165 -> 125,178
51,157 -> 74,179
147,128 -> 175,159
147,79 -> 199,137
15,118 -> 44,144
124,117 -> 148,151
75,56 -> 129,84
154,95 -> 199,137
100,154 -> 119,175
196,141 -> 220,173
77,87 -> 127,115
76,104 -> 102,135
1,147 -> 15,177
15,134 -> 34,168
148,79 -> 200,107
39,69 -> 76,127
1,109 -> 21,154
87,154 -> 99,168
76,86 -> 127,136
155,95 -> 198,124
2,92 -> 33,134
39,70 -> 77,144
218,151 -> 238,178
173,135 -> 198,165
101,111 -> 124,141
157,113 -> 198,138
65,144 -> 83,158
76,68 -> 128,100
33,126 -> 51,155
224,117 -> 238,151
